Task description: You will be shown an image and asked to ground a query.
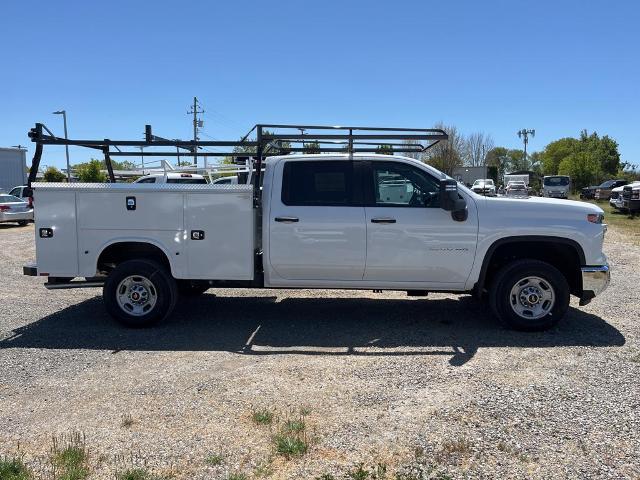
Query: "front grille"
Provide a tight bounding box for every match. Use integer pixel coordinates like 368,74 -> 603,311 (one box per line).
622,186 -> 632,200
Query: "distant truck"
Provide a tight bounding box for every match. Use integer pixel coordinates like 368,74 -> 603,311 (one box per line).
134,173 -> 207,184
542,176 -> 571,199
504,174 -> 529,188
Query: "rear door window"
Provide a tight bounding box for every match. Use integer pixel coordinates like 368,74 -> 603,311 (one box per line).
282,161 -> 354,206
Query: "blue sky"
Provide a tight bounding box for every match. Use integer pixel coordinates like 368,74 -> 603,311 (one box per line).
1,0 -> 639,169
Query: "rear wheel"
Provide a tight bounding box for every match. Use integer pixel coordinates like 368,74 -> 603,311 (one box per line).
489,259 -> 569,331
104,259 -> 177,328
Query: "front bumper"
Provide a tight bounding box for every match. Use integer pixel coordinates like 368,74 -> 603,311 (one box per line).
0,209 -> 33,223
580,264 -> 610,306
545,191 -> 568,198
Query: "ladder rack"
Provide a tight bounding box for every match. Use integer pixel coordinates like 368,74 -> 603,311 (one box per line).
27,122 -> 448,203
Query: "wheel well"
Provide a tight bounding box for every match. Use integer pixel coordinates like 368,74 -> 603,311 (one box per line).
479,239 -> 583,296
97,242 -> 171,274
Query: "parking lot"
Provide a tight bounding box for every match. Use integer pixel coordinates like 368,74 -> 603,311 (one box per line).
1,223 -> 638,479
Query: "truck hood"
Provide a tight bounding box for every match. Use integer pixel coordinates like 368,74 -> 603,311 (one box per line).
484,195 -> 604,216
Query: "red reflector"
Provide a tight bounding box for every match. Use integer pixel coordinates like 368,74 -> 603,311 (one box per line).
0,205 -> 10,212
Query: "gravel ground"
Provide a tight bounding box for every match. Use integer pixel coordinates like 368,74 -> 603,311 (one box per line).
0,223 -> 638,479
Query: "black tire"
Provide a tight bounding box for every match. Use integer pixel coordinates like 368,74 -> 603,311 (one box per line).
103,259 -> 177,328
489,259 -> 570,331
17,220 -> 29,226
177,280 -> 210,296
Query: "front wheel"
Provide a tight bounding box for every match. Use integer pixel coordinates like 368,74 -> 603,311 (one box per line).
489,259 -> 570,331
103,259 -> 177,328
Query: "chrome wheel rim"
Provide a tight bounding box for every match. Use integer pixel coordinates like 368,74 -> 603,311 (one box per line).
116,275 -> 158,316
509,276 -> 555,320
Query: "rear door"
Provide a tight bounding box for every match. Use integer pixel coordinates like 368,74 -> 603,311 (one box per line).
363,160 -> 477,286
268,160 -> 366,281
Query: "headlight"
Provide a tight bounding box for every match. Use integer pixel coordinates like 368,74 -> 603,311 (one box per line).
587,213 -> 604,224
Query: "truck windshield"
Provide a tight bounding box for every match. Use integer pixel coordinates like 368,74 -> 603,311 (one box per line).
544,177 -> 569,186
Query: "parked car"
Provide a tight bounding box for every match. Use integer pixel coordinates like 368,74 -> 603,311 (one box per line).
595,179 -> 628,201
622,183 -> 640,213
542,176 -> 571,199
8,185 -> 33,208
0,194 -> 33,226
505,181 -> 528,197
471,179 -> 496,196
24,123 -> 611,332
611,181 -> 640,210
580,185 -> 599,200
134,173 -> 207,184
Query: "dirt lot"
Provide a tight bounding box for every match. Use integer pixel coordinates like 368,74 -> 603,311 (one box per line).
1,223 -> 638,479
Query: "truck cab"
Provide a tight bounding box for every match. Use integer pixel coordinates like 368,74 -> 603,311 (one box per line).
542,175 -> 571,199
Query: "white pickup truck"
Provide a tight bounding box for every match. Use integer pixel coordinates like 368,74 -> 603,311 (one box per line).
23,123 -> 610,331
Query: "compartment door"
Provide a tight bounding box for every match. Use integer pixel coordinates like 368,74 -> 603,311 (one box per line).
185,191 -> 254,280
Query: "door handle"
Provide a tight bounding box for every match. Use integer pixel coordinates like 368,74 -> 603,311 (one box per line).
371,217 -> 396,224
274,216 -> 299,223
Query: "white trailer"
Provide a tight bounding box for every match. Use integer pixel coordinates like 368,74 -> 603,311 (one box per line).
0,147 -> 27,192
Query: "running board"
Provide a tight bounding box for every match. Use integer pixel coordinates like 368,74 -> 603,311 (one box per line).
45,279 -> 105,290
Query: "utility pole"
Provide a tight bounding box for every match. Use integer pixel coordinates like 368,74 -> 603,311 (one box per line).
517,128 -> 535,169
187,97 -> 204,168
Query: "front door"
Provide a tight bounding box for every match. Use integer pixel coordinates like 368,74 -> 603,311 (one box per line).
363,160 -> 477,286
268,160 -> 366,281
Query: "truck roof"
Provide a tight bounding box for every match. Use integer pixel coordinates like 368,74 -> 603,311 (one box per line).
265,153 -> 448,179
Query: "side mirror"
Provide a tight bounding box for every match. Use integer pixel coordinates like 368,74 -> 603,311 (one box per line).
439,179 -> 468,221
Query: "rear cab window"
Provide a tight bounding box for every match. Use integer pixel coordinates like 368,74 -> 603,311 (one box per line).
281,161 -> 355,206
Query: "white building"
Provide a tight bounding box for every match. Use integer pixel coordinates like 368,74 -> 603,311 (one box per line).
452,166 -> 487,186
0,147 -> 27,192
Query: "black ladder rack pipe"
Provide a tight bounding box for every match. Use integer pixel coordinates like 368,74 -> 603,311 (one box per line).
26,122 -> 449,201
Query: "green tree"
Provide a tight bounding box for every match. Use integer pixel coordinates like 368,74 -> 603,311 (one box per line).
558,150 -> 602,191
303,141 -> 321,154
375,144 -> 394,155
110,159 -> 137,170
540,137 -> 580,175
579,130 -> 620,177
43,166 -> 66,182
75,159 -> 107,182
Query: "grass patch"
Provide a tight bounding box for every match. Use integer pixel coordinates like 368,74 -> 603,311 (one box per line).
114,468 -> 173,480
274,433 -> 308,458
50,432 -> 90,480
121,413 -> 134,428
283,418 -> 306,434
227,473 -> 247,480
575,196 -> 640,244
204,453 -> 223,466
251,407 -> 275,426
0,456 -> 32,480
346,463 -> 388,480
